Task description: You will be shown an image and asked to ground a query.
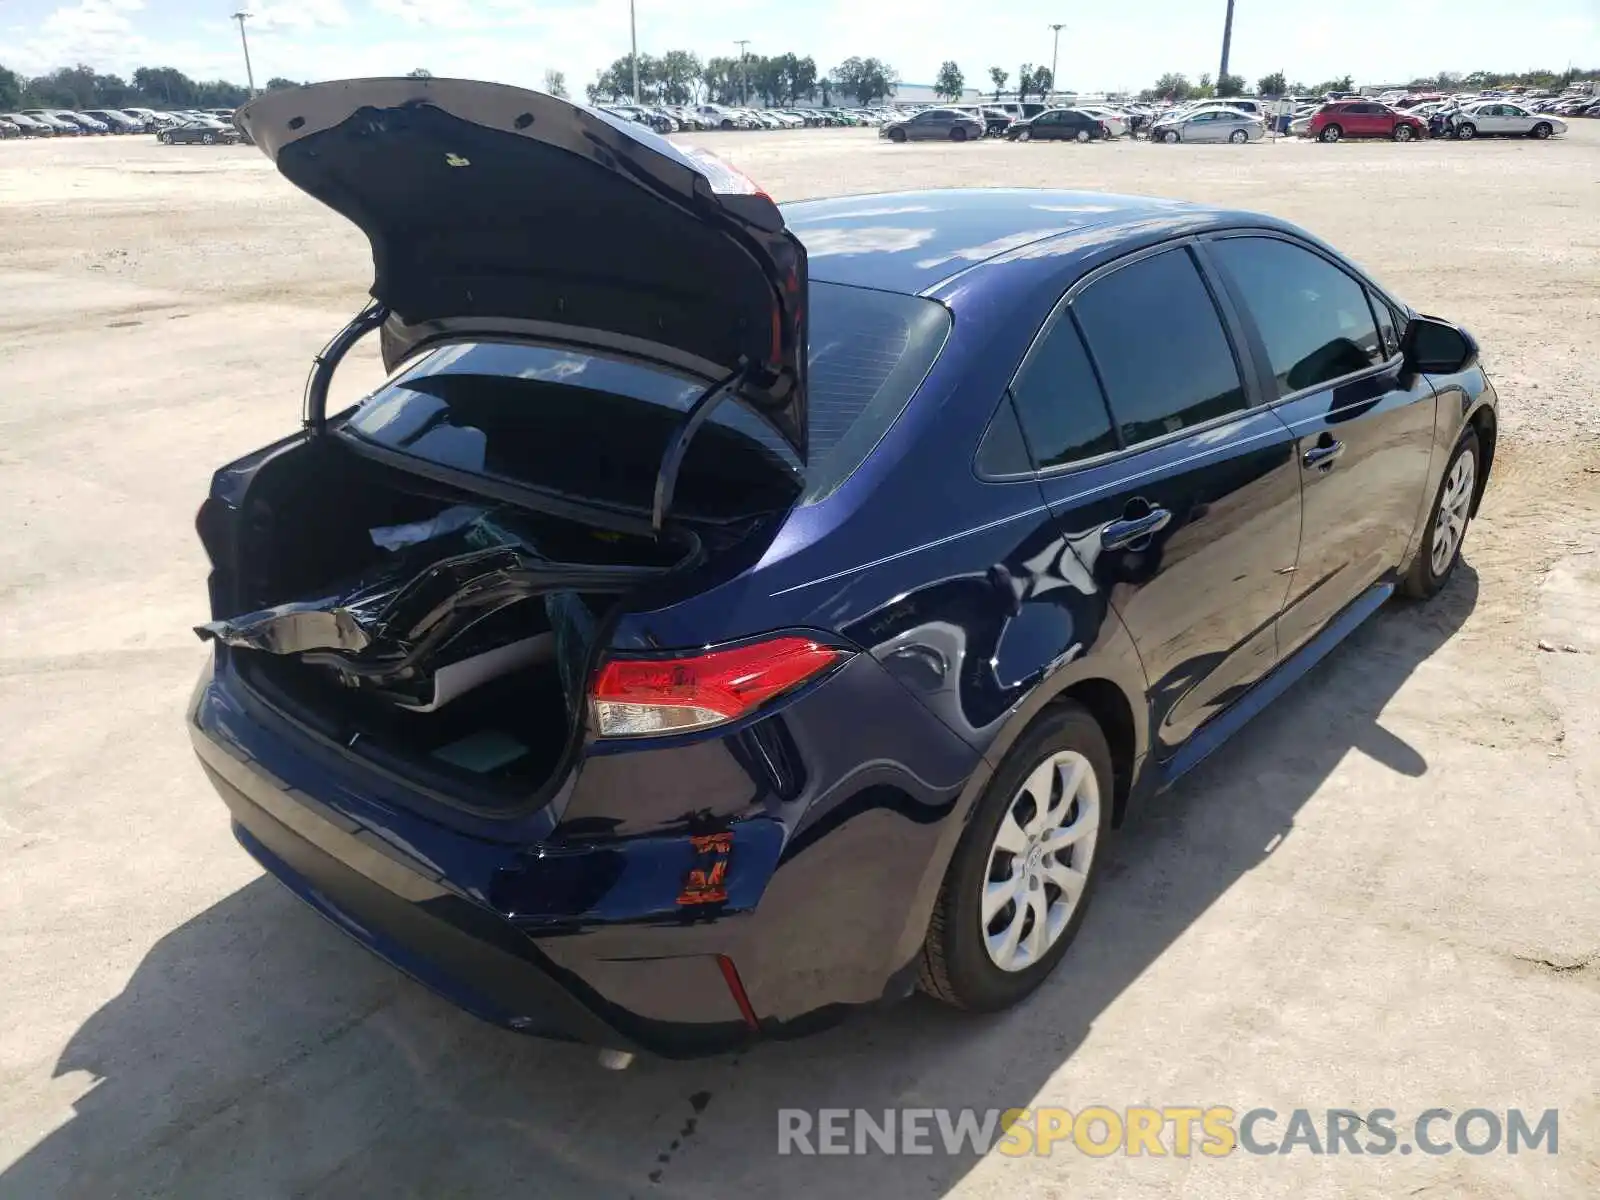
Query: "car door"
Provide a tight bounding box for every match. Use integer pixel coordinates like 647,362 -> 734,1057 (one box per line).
1201,233 -> 1438,658
1500,104 -> 1535,133
1019,242 -> 1303,758
1182,112 -> 1214,141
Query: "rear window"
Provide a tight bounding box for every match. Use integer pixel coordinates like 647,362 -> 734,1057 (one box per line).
341,281 -> 949,518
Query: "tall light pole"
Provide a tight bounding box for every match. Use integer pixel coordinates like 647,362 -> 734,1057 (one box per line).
1218,0 -> 1236,88
629,0 -> 639,103
734,39 -> 750,106
231,11 -> 257,97
1048,23 -> 1064,101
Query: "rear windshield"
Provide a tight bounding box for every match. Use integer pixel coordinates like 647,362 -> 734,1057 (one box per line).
341,281 -> 949,518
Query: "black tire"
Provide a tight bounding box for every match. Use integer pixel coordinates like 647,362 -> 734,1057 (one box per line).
1531,122 -> 1552,139
1163,128 -> 1180,143
202,132 -> 216,145
1319,123 -> 1343,142
889,126 -> 906,143
950,126 -> 967,142
1392,124 -> 1415,141
919,703 -> 1114,1011
1016,128 -> 1031,142
1456,122 -> 1477,140
720,119 -> 734,130
1075,128 -> 1090,143
1229,128 -> 1248,143
1402,429 -> 1481,600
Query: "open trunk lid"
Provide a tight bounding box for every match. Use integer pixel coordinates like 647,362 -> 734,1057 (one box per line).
237,77 -> 810,458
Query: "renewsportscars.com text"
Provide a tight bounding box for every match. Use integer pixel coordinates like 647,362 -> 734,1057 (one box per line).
777,1107 -> 1558,1157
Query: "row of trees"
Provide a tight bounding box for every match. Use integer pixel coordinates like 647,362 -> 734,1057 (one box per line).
1142,65 -> 1600,103
585,52 -> 900,107
0,62 -> 262,110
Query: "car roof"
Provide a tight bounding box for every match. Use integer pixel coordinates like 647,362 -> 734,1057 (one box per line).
783,189 -> 1233,295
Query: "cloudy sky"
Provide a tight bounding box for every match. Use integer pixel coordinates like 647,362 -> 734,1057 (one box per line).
5,0 -> 1598,94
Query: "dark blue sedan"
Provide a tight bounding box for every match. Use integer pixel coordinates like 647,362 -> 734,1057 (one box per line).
190,79 -> 1497,1060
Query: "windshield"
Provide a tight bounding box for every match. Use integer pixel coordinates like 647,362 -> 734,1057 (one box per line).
340,281 -> 950,520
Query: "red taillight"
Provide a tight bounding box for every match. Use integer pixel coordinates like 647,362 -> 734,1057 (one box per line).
590,636 -> 845,738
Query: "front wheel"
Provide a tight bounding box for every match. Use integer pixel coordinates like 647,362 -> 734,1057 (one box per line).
1531,122 -> 1552,139
1393,124 -> 1415,141
888,126 -> 906,143
950,126 -> 968,142
1017,128 -> 1031,142
1163,128 -> 1180,143
1403,430 -> 1480,599
1456,122 -> 1477,140
1319,124 -> 1343,142
919,704 -> 1113,1010
1075,128 -> 1090,143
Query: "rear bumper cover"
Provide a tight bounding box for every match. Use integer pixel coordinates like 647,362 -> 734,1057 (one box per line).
189,649 -> 981,1057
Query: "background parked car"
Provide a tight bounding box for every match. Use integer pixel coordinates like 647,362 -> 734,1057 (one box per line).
1452,101 -> 1565,140
20,110 -> 81,134
1307,100 -> 1427,142
1150,106 -> 1265,143
157,118 -> 241,145
0,116 -> 19,139
53,111 -> 111,134
1007,108 -> 1109,142
80,109 -> 146,134
1076,104 -> 1130,137
881,107 -> 985,142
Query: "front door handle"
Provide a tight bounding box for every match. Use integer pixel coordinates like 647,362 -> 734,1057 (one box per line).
1101,506 -> 1172,550
1302,439 -> 1345,470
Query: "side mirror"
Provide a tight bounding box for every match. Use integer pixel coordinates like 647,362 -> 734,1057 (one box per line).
1401,315 -> 1478,375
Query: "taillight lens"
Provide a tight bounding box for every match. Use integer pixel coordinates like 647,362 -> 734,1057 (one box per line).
591,636 -> 846,738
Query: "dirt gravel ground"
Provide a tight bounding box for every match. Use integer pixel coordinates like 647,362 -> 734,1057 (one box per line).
2,125 -> 1598,1199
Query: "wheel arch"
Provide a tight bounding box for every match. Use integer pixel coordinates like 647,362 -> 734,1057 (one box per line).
1466,401 -> 1496,516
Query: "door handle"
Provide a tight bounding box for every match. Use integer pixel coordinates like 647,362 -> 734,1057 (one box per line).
1101,506 -> 1172,550
1302,440 -> 1345,470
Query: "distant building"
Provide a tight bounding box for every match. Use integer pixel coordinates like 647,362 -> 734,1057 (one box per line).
888,82 -> 984,106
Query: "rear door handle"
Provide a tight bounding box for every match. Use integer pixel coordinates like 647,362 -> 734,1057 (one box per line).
1302,440 -> 1345,470
1101,507 -> 1172,550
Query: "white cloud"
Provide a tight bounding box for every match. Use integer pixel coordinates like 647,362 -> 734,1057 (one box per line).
252,0 -> 353,34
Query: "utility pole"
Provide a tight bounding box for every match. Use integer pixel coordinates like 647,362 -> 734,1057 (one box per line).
734,39 -> 750,105
1049,23 -> 1064,102
231,11 -> 257,97
629,0 -> 639,103
1218,0 -> 1235,88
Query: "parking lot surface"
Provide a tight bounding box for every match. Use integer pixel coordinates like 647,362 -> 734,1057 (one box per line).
2,126 -> 1598,1198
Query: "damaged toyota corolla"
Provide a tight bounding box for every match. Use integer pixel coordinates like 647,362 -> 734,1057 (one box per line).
190,78 -> 1494,1060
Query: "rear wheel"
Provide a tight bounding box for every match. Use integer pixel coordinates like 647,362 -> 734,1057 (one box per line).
1531,122 -> 1552,139
202,132 -> 216,145
1392,123 -> 1415,141
1229,128 -> 1248,143
1319,123 -> 1343,142
1403,430 -> 1480,599
919,704 -> 1113,1010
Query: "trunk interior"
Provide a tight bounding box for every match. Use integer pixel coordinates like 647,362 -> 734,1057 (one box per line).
218,437 -> 688,808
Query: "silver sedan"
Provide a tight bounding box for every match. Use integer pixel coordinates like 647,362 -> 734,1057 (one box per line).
1452,101 -> 1567,140
1150,107 -> 1265,144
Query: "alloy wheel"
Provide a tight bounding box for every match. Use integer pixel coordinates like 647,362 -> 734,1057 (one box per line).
1430,449 -> 1476,576
981,750 -> 1100,972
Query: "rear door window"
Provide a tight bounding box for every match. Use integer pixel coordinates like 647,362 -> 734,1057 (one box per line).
1007,313 -> 1119,469
1070,247 -> 1248,446
1208,236 -> 1384,396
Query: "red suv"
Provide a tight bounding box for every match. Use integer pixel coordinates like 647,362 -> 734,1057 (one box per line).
1307,101 -> 1427,143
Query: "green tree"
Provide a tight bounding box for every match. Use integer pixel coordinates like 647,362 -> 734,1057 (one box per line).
1016,62 -> 1033,101
1217,72 -> 1245,97
655,50 -> 702,104
1151,71 -> 1192,101
265,77 -> 303,91
407,68 -> 432,79
832,56 -> 897,105
702,55 -> 741,104
1257,71 -> 1287,96
1195,71 -> 1216,98
543,69 -> 568,99
132,66 -> 198,108
0,63 -> 21,109
934,60 -> 964,101
988,66 -> 1008,101
1030,65 -> 1053,99
784,55 -> 818,104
